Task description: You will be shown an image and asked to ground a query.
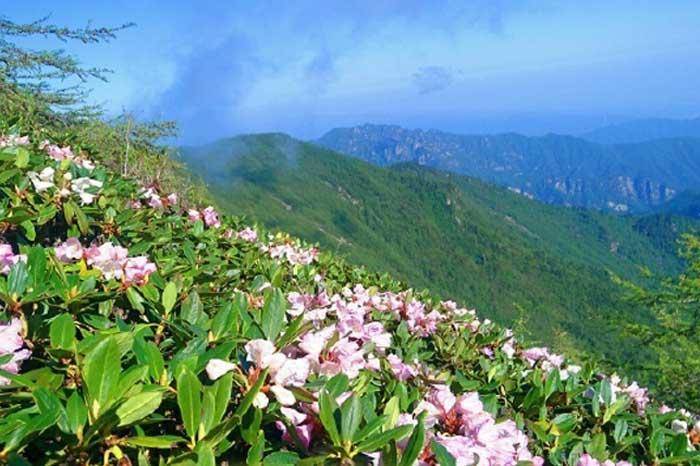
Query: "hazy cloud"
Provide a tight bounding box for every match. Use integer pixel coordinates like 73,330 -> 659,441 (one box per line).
150,34 -> 274,143
412,66 -> 455,94
303,49 -> 337,94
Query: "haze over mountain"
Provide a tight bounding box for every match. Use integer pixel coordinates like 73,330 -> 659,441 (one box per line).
179,133 -> 698,371
583,116 -> 700,144
317,124 -> 700,213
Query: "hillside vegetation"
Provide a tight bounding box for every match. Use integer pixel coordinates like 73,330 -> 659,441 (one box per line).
3,108 -> 700,465
179,134 -> 697,376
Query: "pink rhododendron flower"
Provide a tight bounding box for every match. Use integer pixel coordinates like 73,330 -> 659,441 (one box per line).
54,237 -> 84,262
276,406 -> 321,449
86,242 -> 129,280
267,243 -> 318,265
387,354 -> 418,381
0,244 -> 27,275
166,193 -> 178,205
244,339 -> 310,406
202,206 -> 221,228
0,318 -> 31,386
502,338 -> 516,358
187,209 -> 202,222
237,227 -> 258,242
622,381 -> 649,414
416,385 -> 542,466
43,143 -> 75,161
124,256 -> 157,286
576,454 -> 632,466
659,404 -> 673,414
520,346 -> 564,372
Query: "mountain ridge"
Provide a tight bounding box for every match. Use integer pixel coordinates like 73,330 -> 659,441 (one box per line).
583,116 -> 700,144
317,124 -> 700,212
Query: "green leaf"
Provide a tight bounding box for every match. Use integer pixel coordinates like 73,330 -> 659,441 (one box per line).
83,337 -> 121,419
202,373 -> 232,435
20,220 -> 35,241
162,281 -> 178,315
116,389 -> 164,426
15,147 -> 29,168
65,391 -> 88,436
383,396 -> 400,430
49,313 -> 76,350
318,389 -> 341,446
125,436 -> 186,449
73,202 -> 90,235
177,368 -> 203,445
7,260 -> 28,295
126,286 -> 145,312
134,339 -> 166,383
355,425 -> 413,452
263,452 -> 300,465
600,380 -> 613,407
261,288 -> 285,341
246,430 -> 265,466
181,291 -> 207,328
211,302 -> 236,340
340,395 -> 362,442
196,445 -> 216,466
431,440 -> 457,466
399,412 -> 425,466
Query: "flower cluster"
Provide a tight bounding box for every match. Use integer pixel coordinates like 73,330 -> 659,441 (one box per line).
0,318 -> 31,386
577,453 -> 632,466
520,346 -> 581,380
188,206 -> 221,228
39,141 -> 95,170
27,166 -> 102,204
263,242 -> 319,266
0,134 -> 29,147
607,375 -> 650,415
236,227 -> 258,242
0,244 -> 27,275
137,186 -> 178,209
55,238 -> 156,286
416,384 -> 543,465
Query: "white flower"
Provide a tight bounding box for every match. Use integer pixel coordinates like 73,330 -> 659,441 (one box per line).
671,419 -> 688,434
272,357 -> 310,387
245,339 -> 277,368
270,385 -> 296,406
253,392 -> 269,409
71,177 -> 103,204
28,167 -> 55,192
205,359 -> 237,380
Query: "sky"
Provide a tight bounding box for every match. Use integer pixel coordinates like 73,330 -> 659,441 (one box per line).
4,0 -> 700,143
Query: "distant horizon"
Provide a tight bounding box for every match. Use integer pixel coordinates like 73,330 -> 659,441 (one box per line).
184,114 -> 700,147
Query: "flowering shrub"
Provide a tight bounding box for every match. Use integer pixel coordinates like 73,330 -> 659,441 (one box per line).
1,124 -> 700,465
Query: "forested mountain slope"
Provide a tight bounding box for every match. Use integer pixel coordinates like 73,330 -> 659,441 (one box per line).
179,133 -> 697,370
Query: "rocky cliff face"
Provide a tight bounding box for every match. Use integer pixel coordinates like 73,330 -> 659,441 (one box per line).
318,124 -> 700,212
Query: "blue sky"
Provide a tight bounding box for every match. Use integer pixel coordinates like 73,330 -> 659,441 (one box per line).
5,1 -> 700,143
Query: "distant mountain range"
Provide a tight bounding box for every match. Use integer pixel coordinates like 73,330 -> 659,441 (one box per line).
317,124 -> 700,212
179,133 -> 698,371
582,116 -> 700,144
